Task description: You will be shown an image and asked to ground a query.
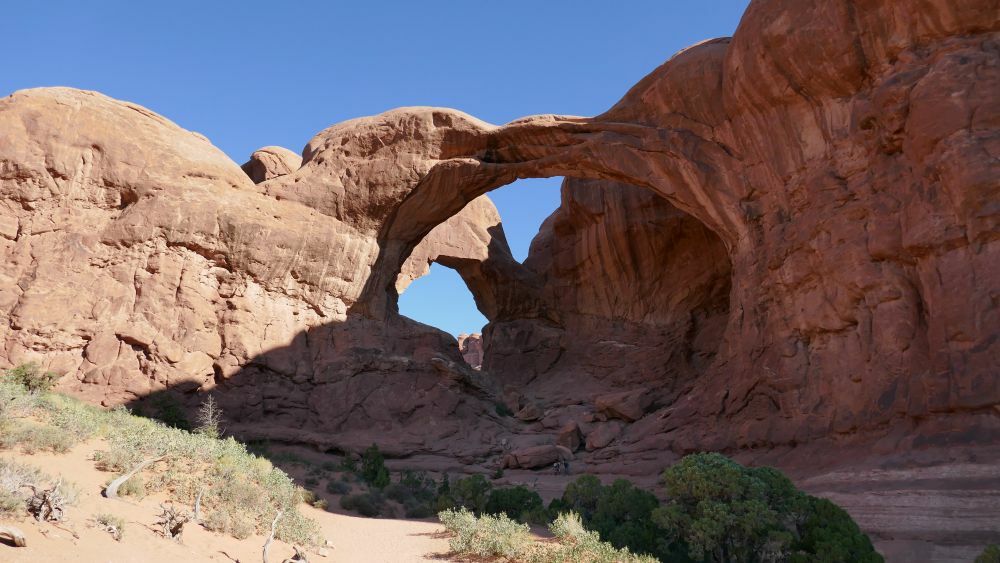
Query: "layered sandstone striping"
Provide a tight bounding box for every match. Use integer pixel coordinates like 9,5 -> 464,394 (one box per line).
0,0 -> 998,558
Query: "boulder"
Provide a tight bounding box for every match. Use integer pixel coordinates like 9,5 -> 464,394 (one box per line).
502,444 -> 573,469
556,421 -> 582,452
585,421 -> 625,451
240,146 -> 301,183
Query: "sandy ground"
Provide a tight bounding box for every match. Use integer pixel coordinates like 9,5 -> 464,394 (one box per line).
0,441 -> 452,562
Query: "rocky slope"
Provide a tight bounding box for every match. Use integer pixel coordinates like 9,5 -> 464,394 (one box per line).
0,0 -> 997,559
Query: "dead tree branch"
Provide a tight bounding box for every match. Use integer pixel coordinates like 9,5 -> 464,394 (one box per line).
103,455 -> 165,499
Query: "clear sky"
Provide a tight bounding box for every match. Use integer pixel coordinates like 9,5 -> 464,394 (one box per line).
4,0 -> 750,336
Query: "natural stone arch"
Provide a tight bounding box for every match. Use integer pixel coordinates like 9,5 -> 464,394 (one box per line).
339,110 -> 746,319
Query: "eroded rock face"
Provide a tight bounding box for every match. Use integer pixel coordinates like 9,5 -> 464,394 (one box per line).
241,146 -> 302,184
456,333 -> 484,369
0,88 -> 514,460
0,0 -> 998,557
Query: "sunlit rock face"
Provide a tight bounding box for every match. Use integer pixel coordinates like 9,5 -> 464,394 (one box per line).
1,0 -> 997,558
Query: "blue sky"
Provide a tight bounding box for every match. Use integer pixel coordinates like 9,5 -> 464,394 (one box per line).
4,0 -> 749,335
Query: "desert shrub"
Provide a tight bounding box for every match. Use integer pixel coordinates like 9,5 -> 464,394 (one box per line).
204,508 -> 255,540
549,474 -> 604,520
977,545 -> 1000,563
495,402 -> 514,417
439,507 -> 530,559
312,498 -> 329,510
360,444 -> 389,489
546,511 -> 659,563
383,470 -> 438,518
0,378 -> 36,425
2,422 -> 77,454
654,453 -> 881,563
404,499 -> 436,519
298,488 -> 318,505
791,497 -> 882,563
304,476 -> 319,489
326,480 -> 350,495
41,393 -> 106,440
340,491 -> 386,517
548,475 -> 660,558
0,383 -> 320,547
4,363 -> 58,393
146,395 -> 191,430
340,454 -> 358,473
386,471 -> 435,503
590,479 -> 661,557
438,508 -> 656,563
0,459 -> 39,517
93,445 -> 140,473
0,459 -> 78,518
0,490 -> 23,516
194,395 -> 223,439
116,474 -> 146,498
438,474 -> 492,514
95,512 -> 126,541
485,485 -> 545,524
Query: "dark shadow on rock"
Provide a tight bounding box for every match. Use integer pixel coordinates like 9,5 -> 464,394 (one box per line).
125,311 -> 517,470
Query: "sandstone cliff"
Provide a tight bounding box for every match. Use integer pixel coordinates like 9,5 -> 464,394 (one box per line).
1,0 -> 997,559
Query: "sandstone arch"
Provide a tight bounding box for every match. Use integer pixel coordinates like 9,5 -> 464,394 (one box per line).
1,0 -> 998,556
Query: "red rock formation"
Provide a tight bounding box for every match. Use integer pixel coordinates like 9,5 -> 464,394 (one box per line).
241,146 -> 302,184
456,333 -> 484,369
0,0 -> 997,558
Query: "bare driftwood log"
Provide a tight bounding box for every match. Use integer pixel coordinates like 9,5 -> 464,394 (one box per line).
156,503 -> 190,541
25,480 -> 65,522
262,509 -> 283,563
0,524 -> 27,547
193,487 -> 205,522
103,455 -> 165,499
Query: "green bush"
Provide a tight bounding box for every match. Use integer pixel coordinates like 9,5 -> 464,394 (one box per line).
340,491 -> 386,517
446,474 -> 492,513
549,474 -> 604,520
384,470 -> 438,518
654,453 -> 882,563
4,363 -> 58,393
485,485 -> 545,524
548,511 -> 659,563
977,545 -> 1000,563
590,479 -> 661,557
340,454 -> 358,473
360,444 -> 390,489
548,475 -> 660,558
326,480 -> 351,495
145,395 -> 191,430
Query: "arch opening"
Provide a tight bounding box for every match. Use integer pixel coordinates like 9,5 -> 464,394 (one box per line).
394,171 -> 734,394
395,177 -> 563,367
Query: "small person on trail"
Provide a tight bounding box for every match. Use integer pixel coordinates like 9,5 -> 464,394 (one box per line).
563,460 -> 570,475
552,461 -> 561,475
